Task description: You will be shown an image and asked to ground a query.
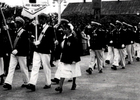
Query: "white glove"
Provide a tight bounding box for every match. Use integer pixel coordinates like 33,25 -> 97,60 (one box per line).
131,41 -> 133,44
54,40 -> 59,45
122,44 -> 125,48
72,61 -> 76,64
3,25 -> 9,30
34,40 -> 40,46
12,49 -> 18,55
110,40 -> 113,43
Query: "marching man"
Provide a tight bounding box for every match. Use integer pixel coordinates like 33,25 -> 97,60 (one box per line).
3,16 -> 30,90
111,20 -> 126,70
27,13 -> 55,91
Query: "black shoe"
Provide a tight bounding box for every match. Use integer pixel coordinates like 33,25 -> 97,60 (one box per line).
3,83 -> 12,90
86,68 -> 92,74
21,84 -> 28,88
43,85 -> 51,89
111,65 -> 117,70
71,84 -> 76,90
128,61 -> 131,64
105,60 -> 110,64
136,57 -> 140,61
68,79 -> 72,82
50,63 -> 55,67
55,87 -> 63,93
99,69 -> 103,73
122,67 -> 125,69
26,84 -> 36,91
51,78 -> 60,84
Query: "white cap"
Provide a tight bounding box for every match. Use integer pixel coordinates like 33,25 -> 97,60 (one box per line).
122,22 -> 133,27
91,21 -> 101,26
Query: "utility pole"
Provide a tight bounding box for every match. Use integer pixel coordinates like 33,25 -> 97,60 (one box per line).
92,0 -> 101,21
53,0 -> 67,24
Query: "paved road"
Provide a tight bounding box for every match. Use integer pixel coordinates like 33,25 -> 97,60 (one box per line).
0,55 -> 140,100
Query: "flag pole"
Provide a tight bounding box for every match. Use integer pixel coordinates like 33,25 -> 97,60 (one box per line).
35,16 -> 38,41
0,7 -> 13,50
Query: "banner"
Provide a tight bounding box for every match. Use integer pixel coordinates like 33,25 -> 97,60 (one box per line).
21,0 -> 49,19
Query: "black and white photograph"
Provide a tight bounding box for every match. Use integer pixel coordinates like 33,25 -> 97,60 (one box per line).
0,0 -> 140,100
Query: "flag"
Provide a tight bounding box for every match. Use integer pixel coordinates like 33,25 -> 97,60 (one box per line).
21,0 -> 49,19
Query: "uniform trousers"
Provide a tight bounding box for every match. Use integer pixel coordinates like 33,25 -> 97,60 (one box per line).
112,48 -> 126,67
89,49 -> 104,71
29,52 -> 51,86
5,54 -> 29,85
54,60 -> 61,80
88,49 -> 97,70
131,44 -> 135,58
126,44 -> 133,63
0,57 -> 4,76
105,46 -> 114,64
134,43 -> 140,58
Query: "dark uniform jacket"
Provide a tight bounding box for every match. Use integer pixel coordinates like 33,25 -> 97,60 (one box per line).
112,29 -> 126,49
53,26 -> 65,60
0,28 -> 5,57
135,29 -> 140,43
60,33 -> 81,64
90,28 -> 106,50
14,28 -> 29,56
106,29 -> 114,47
35,25 -> 55,54
124,29 -> 134,45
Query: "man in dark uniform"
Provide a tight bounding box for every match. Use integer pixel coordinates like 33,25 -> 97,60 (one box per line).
111,20 -> 126,70
3,16 -> 30,90
122,22 -> 134,64
0,19 -> 5,85
86,21 -> 106,74
105,23 -> 116,65
134,22 -> 140,61
27,13 -> 55,91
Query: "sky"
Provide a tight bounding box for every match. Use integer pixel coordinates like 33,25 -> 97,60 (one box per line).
0,0 -> 120,13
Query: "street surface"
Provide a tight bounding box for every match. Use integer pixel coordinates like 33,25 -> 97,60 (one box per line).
0,55 -> 140,100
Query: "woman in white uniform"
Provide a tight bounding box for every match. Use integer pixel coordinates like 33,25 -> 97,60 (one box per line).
55,23 -> 81,93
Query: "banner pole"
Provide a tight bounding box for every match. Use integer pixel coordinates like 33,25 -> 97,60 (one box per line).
0,7 -> 13,50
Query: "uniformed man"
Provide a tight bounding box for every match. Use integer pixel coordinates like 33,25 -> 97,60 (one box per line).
111,20 -> 126,70
0,21 -> 5,85
86,21 -> 106,74
3,16 -> 30,90
122,22 -> 134,64
105,23 -> 115,64
134,22 -> 140,61
26,13 -> 55,91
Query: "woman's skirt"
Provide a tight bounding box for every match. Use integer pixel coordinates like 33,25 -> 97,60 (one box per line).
58,61 -> 81,79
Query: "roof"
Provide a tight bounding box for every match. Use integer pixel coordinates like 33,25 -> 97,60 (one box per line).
62,0 -> 140,16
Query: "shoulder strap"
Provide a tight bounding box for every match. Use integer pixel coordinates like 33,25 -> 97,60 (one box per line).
38,24 -> 49,42
13,28 -> 25,48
